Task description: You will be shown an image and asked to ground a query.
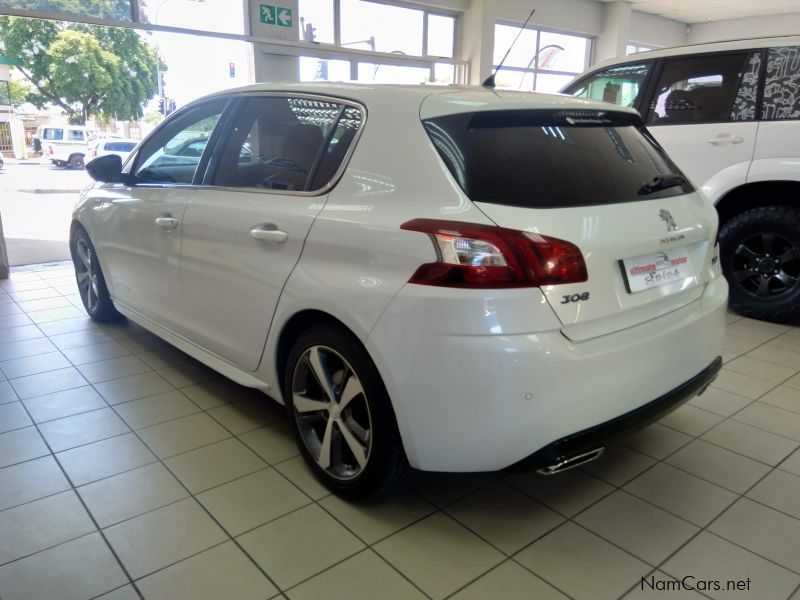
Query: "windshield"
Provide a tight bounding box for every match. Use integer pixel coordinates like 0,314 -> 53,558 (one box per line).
423,109 -> 691,209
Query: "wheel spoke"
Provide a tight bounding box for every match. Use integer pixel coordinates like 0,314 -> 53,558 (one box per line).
733,269 -> 757,283
76,241 -> 91,271
308,347 -> 337,402
343,413 -> 369,445
338,418 -> 368,468
734,244 -> 759,265
776,271 -> 798,287
293,393 -> 329,414
316,417 -> 334,469
761,233 -> 776,255
338,373 -> 364,411
756,277 -> 771,297
778,247 -> 800,264
76,271 -> 89,287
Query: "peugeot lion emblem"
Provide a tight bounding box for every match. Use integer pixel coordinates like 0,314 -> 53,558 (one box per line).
659,209 -> 678,232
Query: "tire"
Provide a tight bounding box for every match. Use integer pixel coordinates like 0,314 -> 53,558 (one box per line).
69,154 -> 85,169
70,228 -> 123,322
719,206 -> 800,323
284,323 -> 408,498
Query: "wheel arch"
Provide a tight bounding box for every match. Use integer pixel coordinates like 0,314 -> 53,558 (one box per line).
274,309 -> 363,402
715,180 -> 800,226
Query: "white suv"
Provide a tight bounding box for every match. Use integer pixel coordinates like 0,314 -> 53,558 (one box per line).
39,124 -> 97,168
73,84 -> 726,496
564,36 -> 800,322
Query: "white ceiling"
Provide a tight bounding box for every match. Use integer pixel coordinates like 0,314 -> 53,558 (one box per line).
597,0 -> 800,24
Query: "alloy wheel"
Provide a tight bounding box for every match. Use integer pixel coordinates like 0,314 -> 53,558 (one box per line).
75,238 -> 100,313
291,345 -> 373,480
730,232 -> 800,299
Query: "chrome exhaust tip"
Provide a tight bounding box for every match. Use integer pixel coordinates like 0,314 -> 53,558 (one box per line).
536,447 -> 605,475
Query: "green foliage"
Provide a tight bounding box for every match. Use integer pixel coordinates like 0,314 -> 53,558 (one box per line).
0,0 -> 133,21
0,14 -> 159,123
8,77 -> 31,107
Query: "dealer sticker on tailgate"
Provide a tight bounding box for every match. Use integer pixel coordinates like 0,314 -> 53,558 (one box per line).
621,247 -> 695,293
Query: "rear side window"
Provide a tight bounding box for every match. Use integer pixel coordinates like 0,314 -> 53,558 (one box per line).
210,97 -> 363,192
647,52 -> 752,125
69,130 -> 85,141
762,47 -> 800,120
43,128 -> 63,141
424,110 -> 691,209
568,62 -> 652,108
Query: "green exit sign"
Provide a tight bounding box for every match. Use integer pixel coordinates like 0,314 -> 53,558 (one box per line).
259,4 -> 292,28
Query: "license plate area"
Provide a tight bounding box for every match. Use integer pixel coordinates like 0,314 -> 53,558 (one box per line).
621,247 -> 695,293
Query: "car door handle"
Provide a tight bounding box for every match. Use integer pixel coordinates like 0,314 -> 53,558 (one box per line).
706,134 -> 744,145
250,224 -> 288,244
155,215 -> 179,229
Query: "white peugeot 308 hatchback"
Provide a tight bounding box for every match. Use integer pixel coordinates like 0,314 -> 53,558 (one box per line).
72,83 -> 727,497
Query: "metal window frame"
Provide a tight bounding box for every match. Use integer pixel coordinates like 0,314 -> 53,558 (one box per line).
492,20 -> 593,91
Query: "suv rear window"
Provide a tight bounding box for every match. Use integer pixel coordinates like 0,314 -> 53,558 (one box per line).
423,110 -> 692,209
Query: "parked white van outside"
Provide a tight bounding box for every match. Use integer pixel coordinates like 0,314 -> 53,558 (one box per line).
38,124 -> 97,169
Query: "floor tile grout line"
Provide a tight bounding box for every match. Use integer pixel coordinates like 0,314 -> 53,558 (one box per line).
93,381 -> 289,596
5,296 -> 799,596
7,395 -> 142,598
633,422 -> 800,591
307,494 -> 438,598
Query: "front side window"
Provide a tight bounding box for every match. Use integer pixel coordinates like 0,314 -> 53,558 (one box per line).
424,110 -> 691,209
569,62 -> 652,108
133,99 -> 227,185
762,46 -> 800,120
647,52 -> 751,125
69,130 -> 85,141
210,96 -> 363,192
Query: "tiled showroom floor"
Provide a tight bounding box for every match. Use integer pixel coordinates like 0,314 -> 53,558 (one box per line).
1,263 -> 800,600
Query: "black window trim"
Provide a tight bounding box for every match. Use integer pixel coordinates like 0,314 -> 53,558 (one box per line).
198,91 -> 367,198
643,49 -> 763,126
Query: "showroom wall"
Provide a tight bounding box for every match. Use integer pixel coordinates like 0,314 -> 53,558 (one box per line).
687,12 -> 800,43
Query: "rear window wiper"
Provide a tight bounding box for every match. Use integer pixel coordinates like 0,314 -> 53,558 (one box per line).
638,174 -> 686,195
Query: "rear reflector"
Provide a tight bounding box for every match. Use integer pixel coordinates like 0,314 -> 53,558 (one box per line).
401,219 -> 587,288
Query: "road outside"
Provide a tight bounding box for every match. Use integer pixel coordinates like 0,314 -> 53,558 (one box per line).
0,159 -> 91,266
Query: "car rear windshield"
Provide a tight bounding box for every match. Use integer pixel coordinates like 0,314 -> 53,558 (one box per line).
423,110 -> 692,208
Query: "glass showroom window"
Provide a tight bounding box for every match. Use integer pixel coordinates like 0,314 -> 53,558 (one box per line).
627,44 -> 653,55
493,24 -> 591,93
297,0 -> 458,84
299,0 -> 456,57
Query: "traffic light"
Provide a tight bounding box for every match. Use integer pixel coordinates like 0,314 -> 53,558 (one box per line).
158,97 -> 165,115
167,99 -> 176,115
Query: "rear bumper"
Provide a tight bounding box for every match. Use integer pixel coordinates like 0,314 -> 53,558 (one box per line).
368,276 -> 728,472
509,355 -> 722,472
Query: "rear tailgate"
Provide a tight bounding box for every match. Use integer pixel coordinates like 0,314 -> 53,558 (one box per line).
476,198 -> 718,340
421,104 -> 720,340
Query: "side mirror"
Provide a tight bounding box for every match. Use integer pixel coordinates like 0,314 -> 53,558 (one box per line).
86,154 -> 123,183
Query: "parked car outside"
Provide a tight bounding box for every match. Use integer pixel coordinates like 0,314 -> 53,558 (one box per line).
38,124 -> 97,169
563,36 -> 800,322
71,83 -> 726,496
86,138 -> 138,165
0,150 -> 4,169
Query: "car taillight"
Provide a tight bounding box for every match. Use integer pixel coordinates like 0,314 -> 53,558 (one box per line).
91,149 -> 97,157
48,146 -> 53,155
401,219 -> 587,288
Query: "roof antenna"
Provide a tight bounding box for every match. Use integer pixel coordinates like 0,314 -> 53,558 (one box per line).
482,7 -> 536,89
